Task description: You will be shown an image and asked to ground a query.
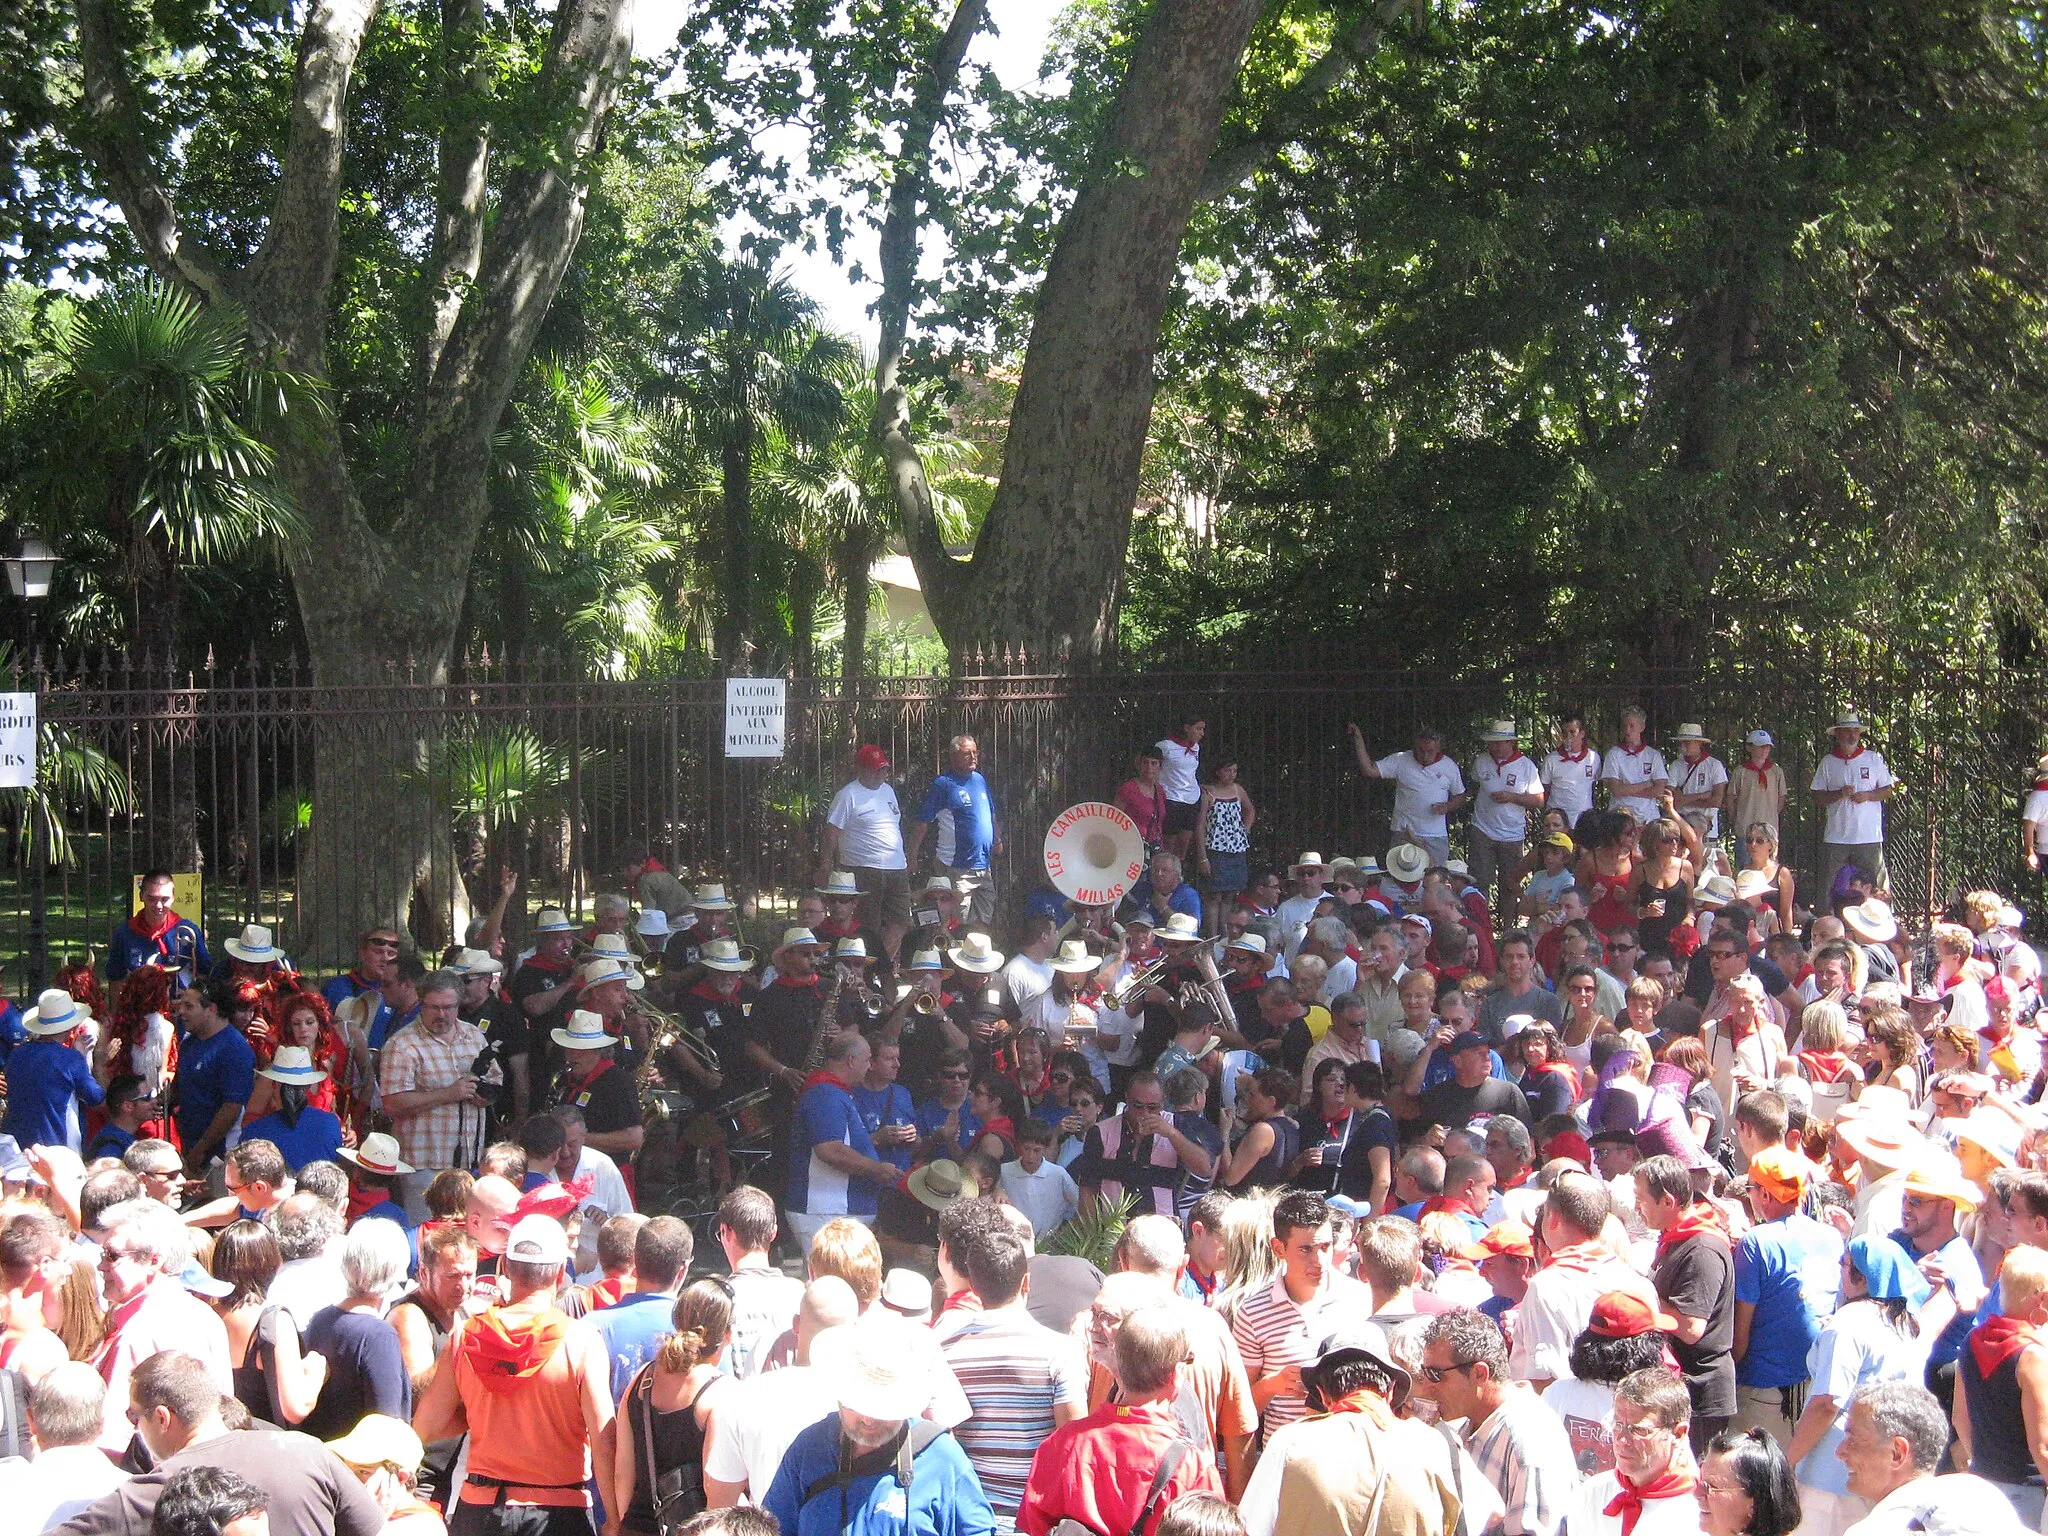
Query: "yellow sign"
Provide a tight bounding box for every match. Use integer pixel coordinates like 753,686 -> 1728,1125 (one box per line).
131,873 -> 204,917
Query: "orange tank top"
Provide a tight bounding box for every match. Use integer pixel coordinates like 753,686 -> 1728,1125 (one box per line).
454,1310 -> 591,1506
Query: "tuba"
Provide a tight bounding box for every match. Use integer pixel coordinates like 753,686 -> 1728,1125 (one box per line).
1043,802 -> 1146,908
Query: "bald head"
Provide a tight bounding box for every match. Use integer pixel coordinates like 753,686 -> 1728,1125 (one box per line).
997,1203 -> 1036,1255
797,1275 -> 861,1365
1119,1214 -> 1187,1277
467,1175 -> 521,1256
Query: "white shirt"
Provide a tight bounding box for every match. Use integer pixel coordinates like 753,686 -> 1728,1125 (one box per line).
1473,752 -> 1545,843
723,1260 -> 806,1381
1004,953 -> 1055,1012
0,1442 -> 131,1532
2027,789 -> 2048,853
999,1157 -> 1079,1241
1601,744 -> 1669,824
1320,954 -> 1358,1005
561,1144 -> 633,1280
1811,748 -> 1895,844
703,1363 -> 830,1499
1376,751 -> 1466,840
1543,749 -> 1602,823
1845,1475 -> 2030,1536
266,1246 -> 348,1330
825,780 -> 906,869
1566,1471 -> 1704,1536
1275,893 -> 1324,956
1157,737 -> 1202,804
1670,751 -> 1731,840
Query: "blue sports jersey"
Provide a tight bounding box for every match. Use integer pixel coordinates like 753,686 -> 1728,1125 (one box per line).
918,770 -> 995,870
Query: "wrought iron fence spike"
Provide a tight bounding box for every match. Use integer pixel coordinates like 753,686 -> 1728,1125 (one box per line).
205,645 -> 216,672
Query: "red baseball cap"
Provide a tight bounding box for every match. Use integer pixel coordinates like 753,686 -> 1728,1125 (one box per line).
1587,1290 -> 1681,1338
1460,1222 -> 1536,1263
855,744 -> 890,770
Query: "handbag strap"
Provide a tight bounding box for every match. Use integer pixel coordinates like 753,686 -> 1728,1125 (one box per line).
1128,1437 -> 1193,1536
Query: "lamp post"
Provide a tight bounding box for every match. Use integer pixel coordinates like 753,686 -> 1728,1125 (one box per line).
3,535 -> 57,991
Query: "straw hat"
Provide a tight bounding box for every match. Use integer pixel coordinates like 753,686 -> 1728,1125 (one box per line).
1050,939 -> 1099,975
1673,724 -> 1709,743
587,935 -> 644,990
1695,873 -> 1737,909
451,947 -> 504,977
1443,858 -> 1468,877
1291,852 -> 1328,873
551,1009 -> 619,1053
922,875 -> 956,895
1843,898 -> 1900,945
774,926 -> 826,963
906,1158 -> 974,1212
1386,844 -> 1429,883
834,937 -> 872,965
25,989 -> 88,1036
1903,1157 -> 1981,1210
817,871 -> 862,899
1225,931 -> 1268,954
578,956 -> 635,991
699,938 -> 754,974
1955,1106 -> 2023,1168
1733,870 -> 1775,902
1833,710 -> 1867,733
1482,720 -> 1518,743
257,1046 -> 328,1087
339,1132 -> 414,1177
947,933 -> 1004,974
1836,1113 -> 1924,1171
1157,912 -> 1203,944
532,908 -> 575,934
691,883 -> 737,911
224,923 -> 282,964
906,950 -> 944,973
1304,1323 -> 1412,1411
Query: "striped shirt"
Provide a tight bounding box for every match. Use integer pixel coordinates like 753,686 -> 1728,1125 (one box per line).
939,1306 -> 1087,1530
1229,1272 -> 1374,1438
1466,1386 -> 1582,1536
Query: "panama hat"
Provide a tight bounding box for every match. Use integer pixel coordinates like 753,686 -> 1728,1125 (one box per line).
1833,710 -> 1867,733
1358,855 -> 1383,875
1050,939 -> 1100,975
906,1158 -> 974,1212
1291,852 -> 1328,873
691,883 -> 737,911
587,935 -> 645,990
1733,870 -> 1775,902
774,926 -> 825,963
26,989 -> 88,1036
339,1132 -> 414,1177
327,1414 -> 426,1475
1904,1156 -> 1982,1210
1673,723 -> 1709,743
1157,912 -> 1203,944
906,949 -> 944,973
699,937 -> 754,973
533,907 -> 575,934
258,1046 -> 328,1087
451,947 -> 504,977
1695,873 -> 1737,909
834,937 -> 873,965
1843,897 -> 1900,945
1225,931 -> 1268,954
818,871 -> 863,899
815,1316 -> 933,1423
922,875 -> 956,895
881,1269 -> 934,1320
948,932 -> 1004,973
551,1009 -> 619,1053
224,923 -> 282,964
578,956 -> 635,992
1304,1323 -> 1411,1410
1385,843 -> 1429,883
1444,858 -> 1468,877
1956,1106 -> 2023,1168
1482,719 -> 1519,743
1836,1113 -> 1925,1171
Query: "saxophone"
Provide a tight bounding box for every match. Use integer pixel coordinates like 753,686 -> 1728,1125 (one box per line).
804,964 -> 848,1073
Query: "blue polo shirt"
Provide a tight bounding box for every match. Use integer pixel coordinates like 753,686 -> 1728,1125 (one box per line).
1123,877 -> 1202,922
173,1026 -> 257,1149
369,1004 -> 417,1052
86,1122 -> 136,1162
849,1082 -> 917,1173
241,1107 -> 345,1171
592,1289 -> 678,1402
917,770 -> 995,870
1893,1225 -> 1982,1369
789,1080 -> 885,1218
106,914 -> 212,985
1734,1212 -> 1842,1387
0,1037 -> 104,1150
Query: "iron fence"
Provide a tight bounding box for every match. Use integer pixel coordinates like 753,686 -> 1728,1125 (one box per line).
2,644 -> 2041,988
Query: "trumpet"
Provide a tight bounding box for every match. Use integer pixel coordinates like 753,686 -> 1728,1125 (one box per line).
1103,957 -> 1169,1013
909,986 -> 944,1019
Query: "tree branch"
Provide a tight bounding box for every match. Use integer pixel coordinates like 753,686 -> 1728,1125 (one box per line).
394,0 -> 634,567
1198,0 -> 1415,202
419,0 -> 493,386
242,0 -> 382,361
872,0 -> 990,634
73,0 -> 230,299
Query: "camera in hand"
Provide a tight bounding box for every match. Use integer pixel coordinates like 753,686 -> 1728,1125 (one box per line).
468,1044 -> 502,1106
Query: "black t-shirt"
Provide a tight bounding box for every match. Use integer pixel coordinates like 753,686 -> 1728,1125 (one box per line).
741,978 -> 822,1091
466,996 -> 530,1068
1336,1104 -> 1400,1203
1416,1075 -> 1533,1131
298,1306 -> 411,1441
674,980 -> 760,1088
512,957 -> 576,1043
554,1057 -> 639,1135
1683,949 -> 1791,1006
1652,1222 -> 1737,1418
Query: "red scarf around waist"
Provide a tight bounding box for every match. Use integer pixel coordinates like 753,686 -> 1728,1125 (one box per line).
1604,1465 -> 1698,1536
1971,1314 -> 2040,1379
1656,1202 -> 1729,1263
458,1307 -> 570,1394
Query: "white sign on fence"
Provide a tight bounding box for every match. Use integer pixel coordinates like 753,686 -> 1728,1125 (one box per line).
724,677 -> 786,759
0,692 -> 35,789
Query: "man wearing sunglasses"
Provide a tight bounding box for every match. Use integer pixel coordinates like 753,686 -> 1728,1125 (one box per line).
1421,1307 -> 1580,1536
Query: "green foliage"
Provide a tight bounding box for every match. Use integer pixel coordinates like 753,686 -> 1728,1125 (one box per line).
1042,1189 -> 1136,1268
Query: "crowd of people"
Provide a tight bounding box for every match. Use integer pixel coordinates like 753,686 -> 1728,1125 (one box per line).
2,706 -> 2048,1536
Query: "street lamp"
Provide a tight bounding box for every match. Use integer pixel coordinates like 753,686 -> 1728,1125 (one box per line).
4,534 -> 57,990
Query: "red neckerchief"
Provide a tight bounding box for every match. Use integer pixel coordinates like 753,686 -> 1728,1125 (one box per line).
1746,753 -> 1775,788
1971,1314 -> 2040,1378
1604,1463 -> 1698,1536
1323,1385 -> 1397,1430
347,1182 -> 393,1225
799,1069 -> 847,1094
1492,751 -> 1526,770
1981,1016 -> 2011,1046
1185,1266 -> 1218,1302
1170,731 -> 1199,750
1656,1201 -> 1729,1263
2035,777 -> 2048,793
1421,1194 -> 1478,1220
774,973 -> 820,990
1720,995 -> 1758,1041
585,1275 -> 630,1310
1498,1167 -> 1533,1192
127,909 -> 177,943
689,980 -> 744,1003
1798,1050 -> 1855,1084
457,1306 -> 570,1394
1616,742 -> 1648,758
639,857 -> 665,874
1555,746 -> 1591,763
524,956 -> 569,978
1832,744 -> 1866,761
1543,1240 -> 1613,1276
517,1173 -> 596,1221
